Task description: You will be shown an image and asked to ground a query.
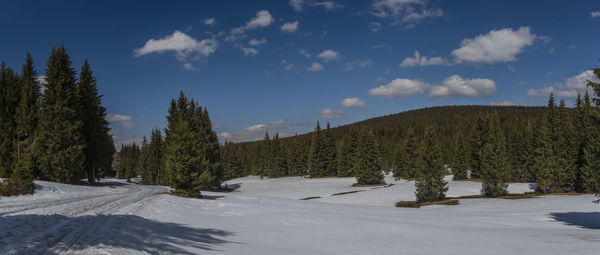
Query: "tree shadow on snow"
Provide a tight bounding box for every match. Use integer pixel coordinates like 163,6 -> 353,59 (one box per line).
549,212 -> 600,229
0,214 -> 236,254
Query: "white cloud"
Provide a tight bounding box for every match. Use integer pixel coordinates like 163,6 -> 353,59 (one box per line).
281,21 -> 299,33
106,114 -> 135,128
248,38 -> 267,45
371,0 -> 443,28
399,51 -> 448,67
451,27 -> 536,64
299,49 -> 311,58
226,10 -> 274,42
318,49 -> 340,62
134,30 -> 218,69
290,0 -> 343,11
317,108 -> 344,119
345,59 -> 373,71
369,22 -> 382,32
591,11 -> 600,18
307,62 -> 324,71
429,75 -> 496,98
203,18 -> 216,25
527,70 -> 599,98
218,124 -> 268,142
285,63 -> 295,70
244,10 -> 274,30
236,44 -> 258,56
270,120 -> 293,125
340,97 -> 367,108
369,78 -> 429,98
489,101 -> 516,106
507,64 -> 515,72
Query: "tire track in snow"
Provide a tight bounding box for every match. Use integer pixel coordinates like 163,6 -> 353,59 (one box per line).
0,183 -> 167,254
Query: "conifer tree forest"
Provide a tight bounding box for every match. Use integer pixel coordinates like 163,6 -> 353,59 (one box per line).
2,46 -> 600,201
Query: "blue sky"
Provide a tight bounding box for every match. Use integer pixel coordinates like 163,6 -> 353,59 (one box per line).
1,0 -> 600,145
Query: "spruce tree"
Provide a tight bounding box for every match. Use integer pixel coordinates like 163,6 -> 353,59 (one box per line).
268,133 -> 287,178
258,132 -> 272,178
323,122 -> 337,176
393,127 -> 419,179
77,60 -> 113,182
452,131 -> 470,180
138,136 -> 150,183
532,112 -> 558,193
338,129 -> 359,177
308,121 -> 326,177
224,141 -> 242,180
353,132 -> 383,185
480,110 -> 510,197
414,126 -> 448,202
33,46 -> 85,183
0,62 -> 20,178
13,54 -> 40,180
555,99 -> 578,190
583,68 -> 600,194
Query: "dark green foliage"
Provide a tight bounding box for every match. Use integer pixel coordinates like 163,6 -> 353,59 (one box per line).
322,122 -> 337,176
287,137 -> 307,176
0,62 -> 20,178
163,92 -> 222,197
33,46 -> 86,183
117,143 -> 140,180
392,127 -> 419,180
480,110 -> 510,197
452,131 -> 470,180
584,68 -> 600,195
268,133 -> 288,178
0,178 -> 35,196
141,129 -> 166,185
308,122 -> 327,177
414,126 -> 448,202
13,54 -> 40,180
353,132 -> 383,185
222,141 -> 242,180
77,60 -> 114,182
532,112 -> 557,193
337,129 -> 358,177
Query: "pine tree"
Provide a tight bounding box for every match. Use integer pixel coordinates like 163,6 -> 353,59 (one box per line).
393,127 -> 419,179
77,60 -> 113,183
452,131 -> 470,180
138,136 -> 150,183
583,68 -> 600,194
268,133 -> 287,178
222,141 -> 242,180
13,54 -> 40,180
532,112 -> 558,193
309,121 -> 327,177
33,46 -> 85,183
338,129 -> 359,177
469,114 -> 486,179
353,132 -> 383,185
480,110 -> 510,197
258,132 -> 272,178
0,62 -> 20,178
323,122 -> 337,176
163,92 -> 222,196
555,99 -> 578,190
414,126 -> 448,202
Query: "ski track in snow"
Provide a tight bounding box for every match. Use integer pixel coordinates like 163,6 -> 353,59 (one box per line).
1,175 -> 599,254
0,181 -> 167,254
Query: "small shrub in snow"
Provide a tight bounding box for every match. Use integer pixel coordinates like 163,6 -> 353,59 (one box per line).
0,178 -> 35,197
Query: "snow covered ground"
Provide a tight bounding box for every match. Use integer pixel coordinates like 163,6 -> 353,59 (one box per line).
1,176 -> 599,254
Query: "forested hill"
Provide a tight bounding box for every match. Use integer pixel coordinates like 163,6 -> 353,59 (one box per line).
235,105 -> 550,178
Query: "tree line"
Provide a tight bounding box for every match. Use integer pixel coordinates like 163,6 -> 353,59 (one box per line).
227,70 -> 600,202
0,46 -> 114,183
116,92 -> 223,197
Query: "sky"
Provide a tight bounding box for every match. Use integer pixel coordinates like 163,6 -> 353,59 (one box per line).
1,0 -> 600,145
